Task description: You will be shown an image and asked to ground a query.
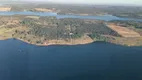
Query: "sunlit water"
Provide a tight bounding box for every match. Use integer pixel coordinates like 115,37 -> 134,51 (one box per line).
0,39 -> 142,80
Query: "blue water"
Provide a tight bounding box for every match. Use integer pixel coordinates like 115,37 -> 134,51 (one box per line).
0,39 -> 142,80
0,11 -> 142,21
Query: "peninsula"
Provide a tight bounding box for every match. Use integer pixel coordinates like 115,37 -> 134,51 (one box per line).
0,15 -> 142,46
0,4 -> 142,46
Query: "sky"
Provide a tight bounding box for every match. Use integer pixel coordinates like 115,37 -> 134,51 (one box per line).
0,0 -> 142,5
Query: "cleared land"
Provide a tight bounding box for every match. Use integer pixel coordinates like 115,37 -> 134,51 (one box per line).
0,7 -> 11,11
25,16 -> 40,19
34,8 -> 56,12
107,23 -> 141,37
110,37 -> 142,46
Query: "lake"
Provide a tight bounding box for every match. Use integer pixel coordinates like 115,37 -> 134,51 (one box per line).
0,39 -> 142,80
0,11 -> 142,21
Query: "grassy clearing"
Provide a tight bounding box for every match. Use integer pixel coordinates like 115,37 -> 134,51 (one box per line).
25,16 -> 40,19
110,37 -> 142,46
107,23 -> 141,37
0,26 -> 30,39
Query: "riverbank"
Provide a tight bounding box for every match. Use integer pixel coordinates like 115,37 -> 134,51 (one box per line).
1,36 -> 142,47
20,34 -> 94,46
1,35 -> 142,47
0,35 -> 94,46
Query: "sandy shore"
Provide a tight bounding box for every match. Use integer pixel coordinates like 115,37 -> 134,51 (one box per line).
20,35 -> 93,46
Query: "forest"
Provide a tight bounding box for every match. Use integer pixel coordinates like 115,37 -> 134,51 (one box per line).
11,17 -> 119,44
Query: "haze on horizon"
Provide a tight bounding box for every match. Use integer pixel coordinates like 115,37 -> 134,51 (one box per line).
0,0 -> 142,5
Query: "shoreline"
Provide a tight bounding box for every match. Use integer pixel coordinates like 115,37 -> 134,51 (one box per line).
15,38 -> 95,46
16,34 -> 94,46
0,37 -> 142,47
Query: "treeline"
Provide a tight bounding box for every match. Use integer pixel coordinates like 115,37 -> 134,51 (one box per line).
110,20 -> 142,29
113,13 -> 142,19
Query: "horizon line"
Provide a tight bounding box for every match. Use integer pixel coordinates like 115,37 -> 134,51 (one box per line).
0,1 -> 142,7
